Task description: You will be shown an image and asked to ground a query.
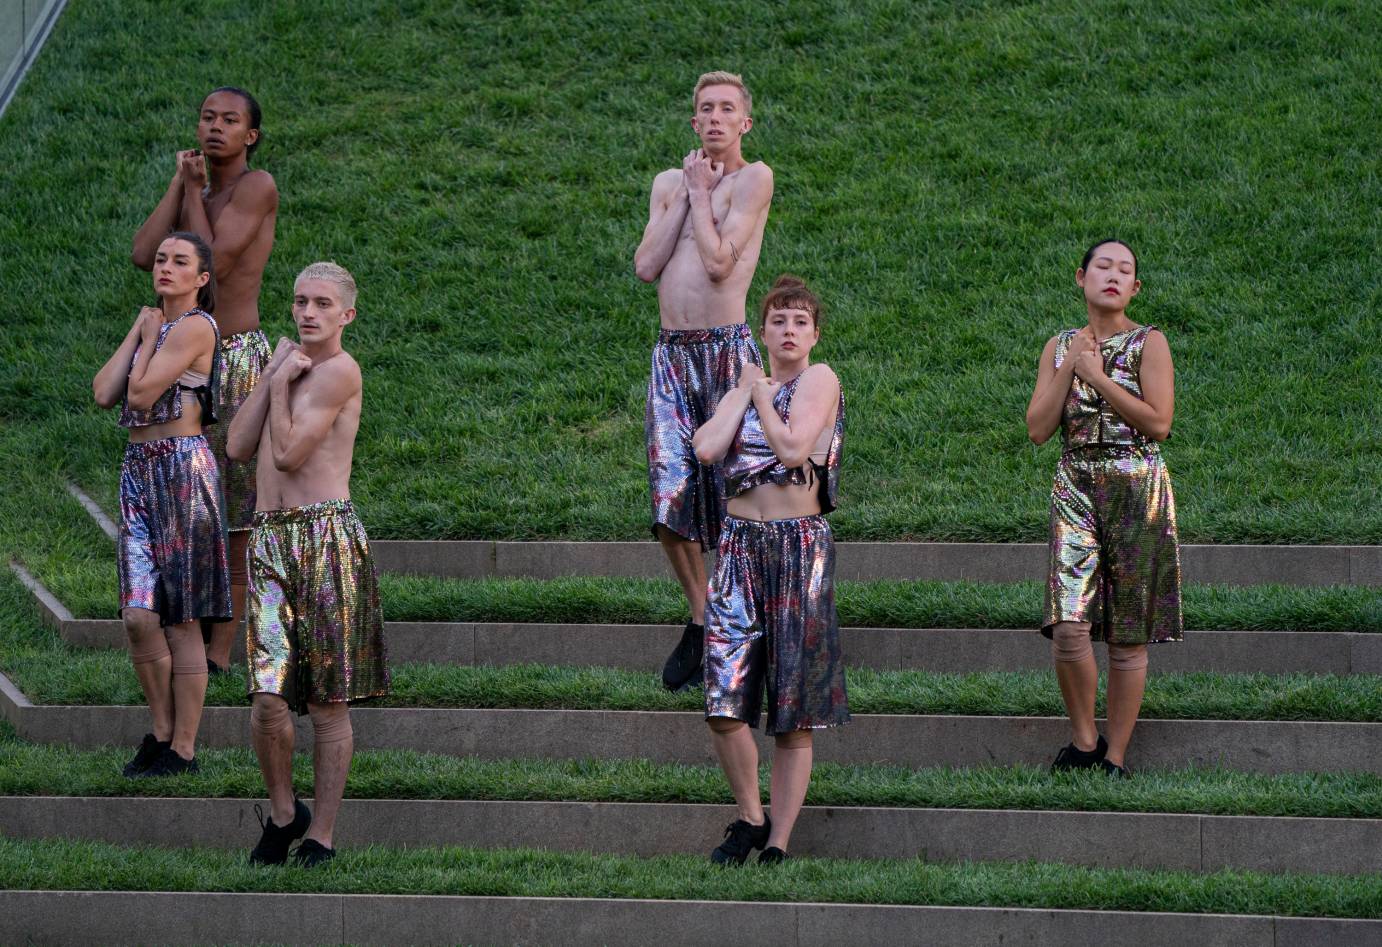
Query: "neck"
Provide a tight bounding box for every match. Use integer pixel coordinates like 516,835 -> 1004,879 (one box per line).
300,335 -> 344,363
207,152 -> 250,191
1084,306 -> 1134,340
704,140 -> 748,175
768,355 -> 809,384
160,291 -> 199,320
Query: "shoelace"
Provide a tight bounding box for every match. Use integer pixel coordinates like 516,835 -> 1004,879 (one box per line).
254,803 -> 268,831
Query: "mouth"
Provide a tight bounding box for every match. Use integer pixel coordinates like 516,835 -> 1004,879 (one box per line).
1102,287 -> 1120,296
156,278 -> 171,286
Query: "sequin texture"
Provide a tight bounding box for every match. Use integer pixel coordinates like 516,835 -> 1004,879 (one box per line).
202,329 -> 271,531
118,309 -> 221,429
723,374 -> 844,512
1043,326 -> 1182,644
646,323 -> 762,548
246,499 -> 389,714
118,435 -> 232,626
704,516 -> 850,735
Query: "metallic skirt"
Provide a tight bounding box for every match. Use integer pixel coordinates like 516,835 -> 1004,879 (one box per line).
1043,445 -> 1183,645
246,499 -> 389,714
203,329 -> 271,533
704,515 -> 850,735
118,435 -> 232,626
646,323 -> 762,549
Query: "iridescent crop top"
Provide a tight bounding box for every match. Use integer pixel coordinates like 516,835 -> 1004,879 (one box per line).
723,373 -> 845,513
1054,324 -> 1158,450
118,309 -> 222,429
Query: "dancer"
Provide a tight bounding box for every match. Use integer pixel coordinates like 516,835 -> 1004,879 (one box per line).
132,86 -> 278,674
92,232 -> 231,778
227,262 -> 387,867
635,70 -> 774,691
1025,239 -> 1182,777
692,275 -> 848,864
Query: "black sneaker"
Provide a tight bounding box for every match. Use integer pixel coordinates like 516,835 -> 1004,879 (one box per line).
291,838 -> 336,868
122,733 -> 169,778
139,746 -> 199,777
758,846 -> 788,866
710,816 -> 771,865
661,621 -> 704,691
250,798 -> 312,866
1050,735 -> 1108,771
1100,759 -> 1132,778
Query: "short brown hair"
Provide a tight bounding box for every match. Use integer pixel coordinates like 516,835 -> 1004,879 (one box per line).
759,274 -> 822,329
693,71 -> 752,116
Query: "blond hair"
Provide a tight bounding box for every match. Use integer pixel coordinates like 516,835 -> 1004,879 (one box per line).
693,71 -> 751,116
295,261 -> 358,309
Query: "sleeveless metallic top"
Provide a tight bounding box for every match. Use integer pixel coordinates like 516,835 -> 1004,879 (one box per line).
723,373 -> 845,513
119,309 -> 222,429
1054,324 -> 1158,451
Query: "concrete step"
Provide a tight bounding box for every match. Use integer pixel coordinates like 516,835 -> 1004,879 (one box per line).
2,889 -> 1377,946
5,795 -> 1380,876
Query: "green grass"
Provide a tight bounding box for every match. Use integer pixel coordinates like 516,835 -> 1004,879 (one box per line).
4,725 -> 1381,819
4,838 -> 1381,918
0,0 -> 1379,545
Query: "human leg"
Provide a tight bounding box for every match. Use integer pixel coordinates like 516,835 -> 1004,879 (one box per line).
165,620 -> 208,760
1104,644 -> 1148,768
250,693 -> 297,825
123,607 -> 173,744
303,702 -> 352,850
206,531 -> 249,669
1051,621 -> 1101,755
766,729 -> 812,852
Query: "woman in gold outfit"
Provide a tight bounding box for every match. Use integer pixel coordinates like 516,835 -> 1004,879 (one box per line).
1025,239 -> 1182,777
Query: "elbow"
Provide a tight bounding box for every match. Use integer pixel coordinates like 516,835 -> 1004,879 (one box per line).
130,247 -> 152,270
1148,421 -> 1172,442
125,389 -> 155,411
225,439 -> 251,462
1026,425 -> 1050,446
694,445 -> 723,466
634,261 -> 658,283
272,451 -> 301,473
706,262 -> 733,284
776,447 -> 811,469
93,387 -> 118,410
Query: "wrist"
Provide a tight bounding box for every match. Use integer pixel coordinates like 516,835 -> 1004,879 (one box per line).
687,189 -> 711,206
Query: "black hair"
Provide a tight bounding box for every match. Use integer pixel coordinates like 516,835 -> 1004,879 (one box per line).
1080,238 -> 1137,276
205,86 -> 262,160
160,231 -> 216,314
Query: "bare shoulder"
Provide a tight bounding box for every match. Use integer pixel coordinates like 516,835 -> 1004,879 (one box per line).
800,362 -> 839,391
235,170 -> 279,205
310,353 -> 362,398
165,314 -> 215,345
652,167 -> 683,193
737,161 -> 773,193
1141,328 -> 1172,357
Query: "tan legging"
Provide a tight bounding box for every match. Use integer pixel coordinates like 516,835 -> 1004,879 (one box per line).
1051,623 -> 1148,671
128,623 -> 207,675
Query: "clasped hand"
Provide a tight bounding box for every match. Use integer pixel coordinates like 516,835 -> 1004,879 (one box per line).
682,149 -> 723,195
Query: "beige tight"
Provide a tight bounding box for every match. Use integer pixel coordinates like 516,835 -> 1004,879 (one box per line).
1051,623 -> 1148,670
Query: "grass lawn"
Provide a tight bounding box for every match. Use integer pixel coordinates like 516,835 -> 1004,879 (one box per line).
0,0 -> 1378,545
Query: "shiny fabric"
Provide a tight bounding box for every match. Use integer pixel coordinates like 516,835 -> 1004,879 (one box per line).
646,323 -> 762,548
704,516 -> 850,735
723,373 -> 844,514
118,435 -> 232,626
119,310 -> 221,429
246,499 -> 389,715
1054,325 -> 1158,449
203,329 -> 271,532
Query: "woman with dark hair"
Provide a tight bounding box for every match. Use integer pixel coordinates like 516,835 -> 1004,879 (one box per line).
691,274 -> 848,865
1025,239 -> 1182,777
94,231 -> 232,778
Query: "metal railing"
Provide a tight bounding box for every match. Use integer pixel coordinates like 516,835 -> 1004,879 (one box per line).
0,0 -> 66,120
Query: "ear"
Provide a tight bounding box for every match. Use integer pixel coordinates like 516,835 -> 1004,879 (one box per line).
690,115 -> 700,134
245,127 -> 260,148
1129,278 -> 1142,298
741,115 -> 753,135
1075,267 -> 1087,288
196,271 -> 210,288
341,307 -> 357,327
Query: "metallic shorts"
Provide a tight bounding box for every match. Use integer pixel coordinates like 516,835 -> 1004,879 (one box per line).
1043,445 -> 1183,645
203,329 -> 271,533
118,435 -> 232,627
246,499 -> 390,715
704,515 -> 850,735
646,323 -> 762,549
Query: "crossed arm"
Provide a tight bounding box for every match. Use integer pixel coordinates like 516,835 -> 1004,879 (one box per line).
685,162 -> 772,283
634,169 -> 691,283
131,162 -> 277,278
268,357 -> 359,472
694,364 -> 838,468
92,314 -> 212,410
1026,329 -> 1175,444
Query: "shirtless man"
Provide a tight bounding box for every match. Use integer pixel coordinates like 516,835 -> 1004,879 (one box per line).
133,86 -> 278,674
226,262 -> 388,868
634,71 -> 775,691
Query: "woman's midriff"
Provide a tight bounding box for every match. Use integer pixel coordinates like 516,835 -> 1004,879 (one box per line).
726,480 -> 821,522
126,393 -> 205,442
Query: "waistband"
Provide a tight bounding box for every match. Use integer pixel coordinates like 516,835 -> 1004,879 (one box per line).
222,328 -> 271,350
1061,442 -> 1161,460
725,513 -> 829,531
123,434 -> 209,460
657,323 -> 753,345
254,498 -> 356,525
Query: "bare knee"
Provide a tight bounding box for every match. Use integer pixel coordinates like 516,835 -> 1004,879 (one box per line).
308,702 -> 352,745
123,609 -> 169,664
774,730 -> 812,750
251,694 -> 293,737
1051,622 -> 1094,664
165,622 -> 207,676
708,716 -> 745,736
1107,643 -> 1149,672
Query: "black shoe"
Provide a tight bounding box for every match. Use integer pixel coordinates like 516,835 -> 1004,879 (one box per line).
1050,735 -> 1108,771
1100,759 -> 1132,778
291,838 -> 336,868
661,621 -> 704,691
250,798 -> 312,866
710,817 -> 771,865
122,733 -> 169,778
758,846 -> 788,866
139,746 -> 199,777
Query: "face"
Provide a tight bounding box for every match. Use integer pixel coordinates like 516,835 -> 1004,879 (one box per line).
761,306 -> 818,362
690,84 -> 751,153
292,278 -> 355,345
197,91 -> 257,159
1076,242 -> 1140,311
152,238 -> 208,299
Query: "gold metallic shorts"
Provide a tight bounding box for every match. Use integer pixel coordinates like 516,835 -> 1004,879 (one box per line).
204,329 -> 271,532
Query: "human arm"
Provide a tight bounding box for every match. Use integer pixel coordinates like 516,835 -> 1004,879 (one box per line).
684,159 -> 772,283
692,363 -> 765,463
179,162 -> 277,279
123,313 -> 215,410
268,354 -> 360,472
1025,330 -> 1092,444
753,364 -> 840,468
1075,330 -> 1175,441
226,338 -> 298,460
131,156 -> 188,270
92,312 -> 151,408
633,169 -> 691,283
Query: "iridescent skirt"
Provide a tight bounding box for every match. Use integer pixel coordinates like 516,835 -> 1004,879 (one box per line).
1043,445 -> 1182,645
704,515 -> 850,735
203,329 -> 271,532
118,435 -> 232,626
646,323 -> 762,549
246,499 -> 389,714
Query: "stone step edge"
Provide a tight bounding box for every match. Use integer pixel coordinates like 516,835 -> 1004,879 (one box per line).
1,889 -> 1376,946
5,795 -> 1381,876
